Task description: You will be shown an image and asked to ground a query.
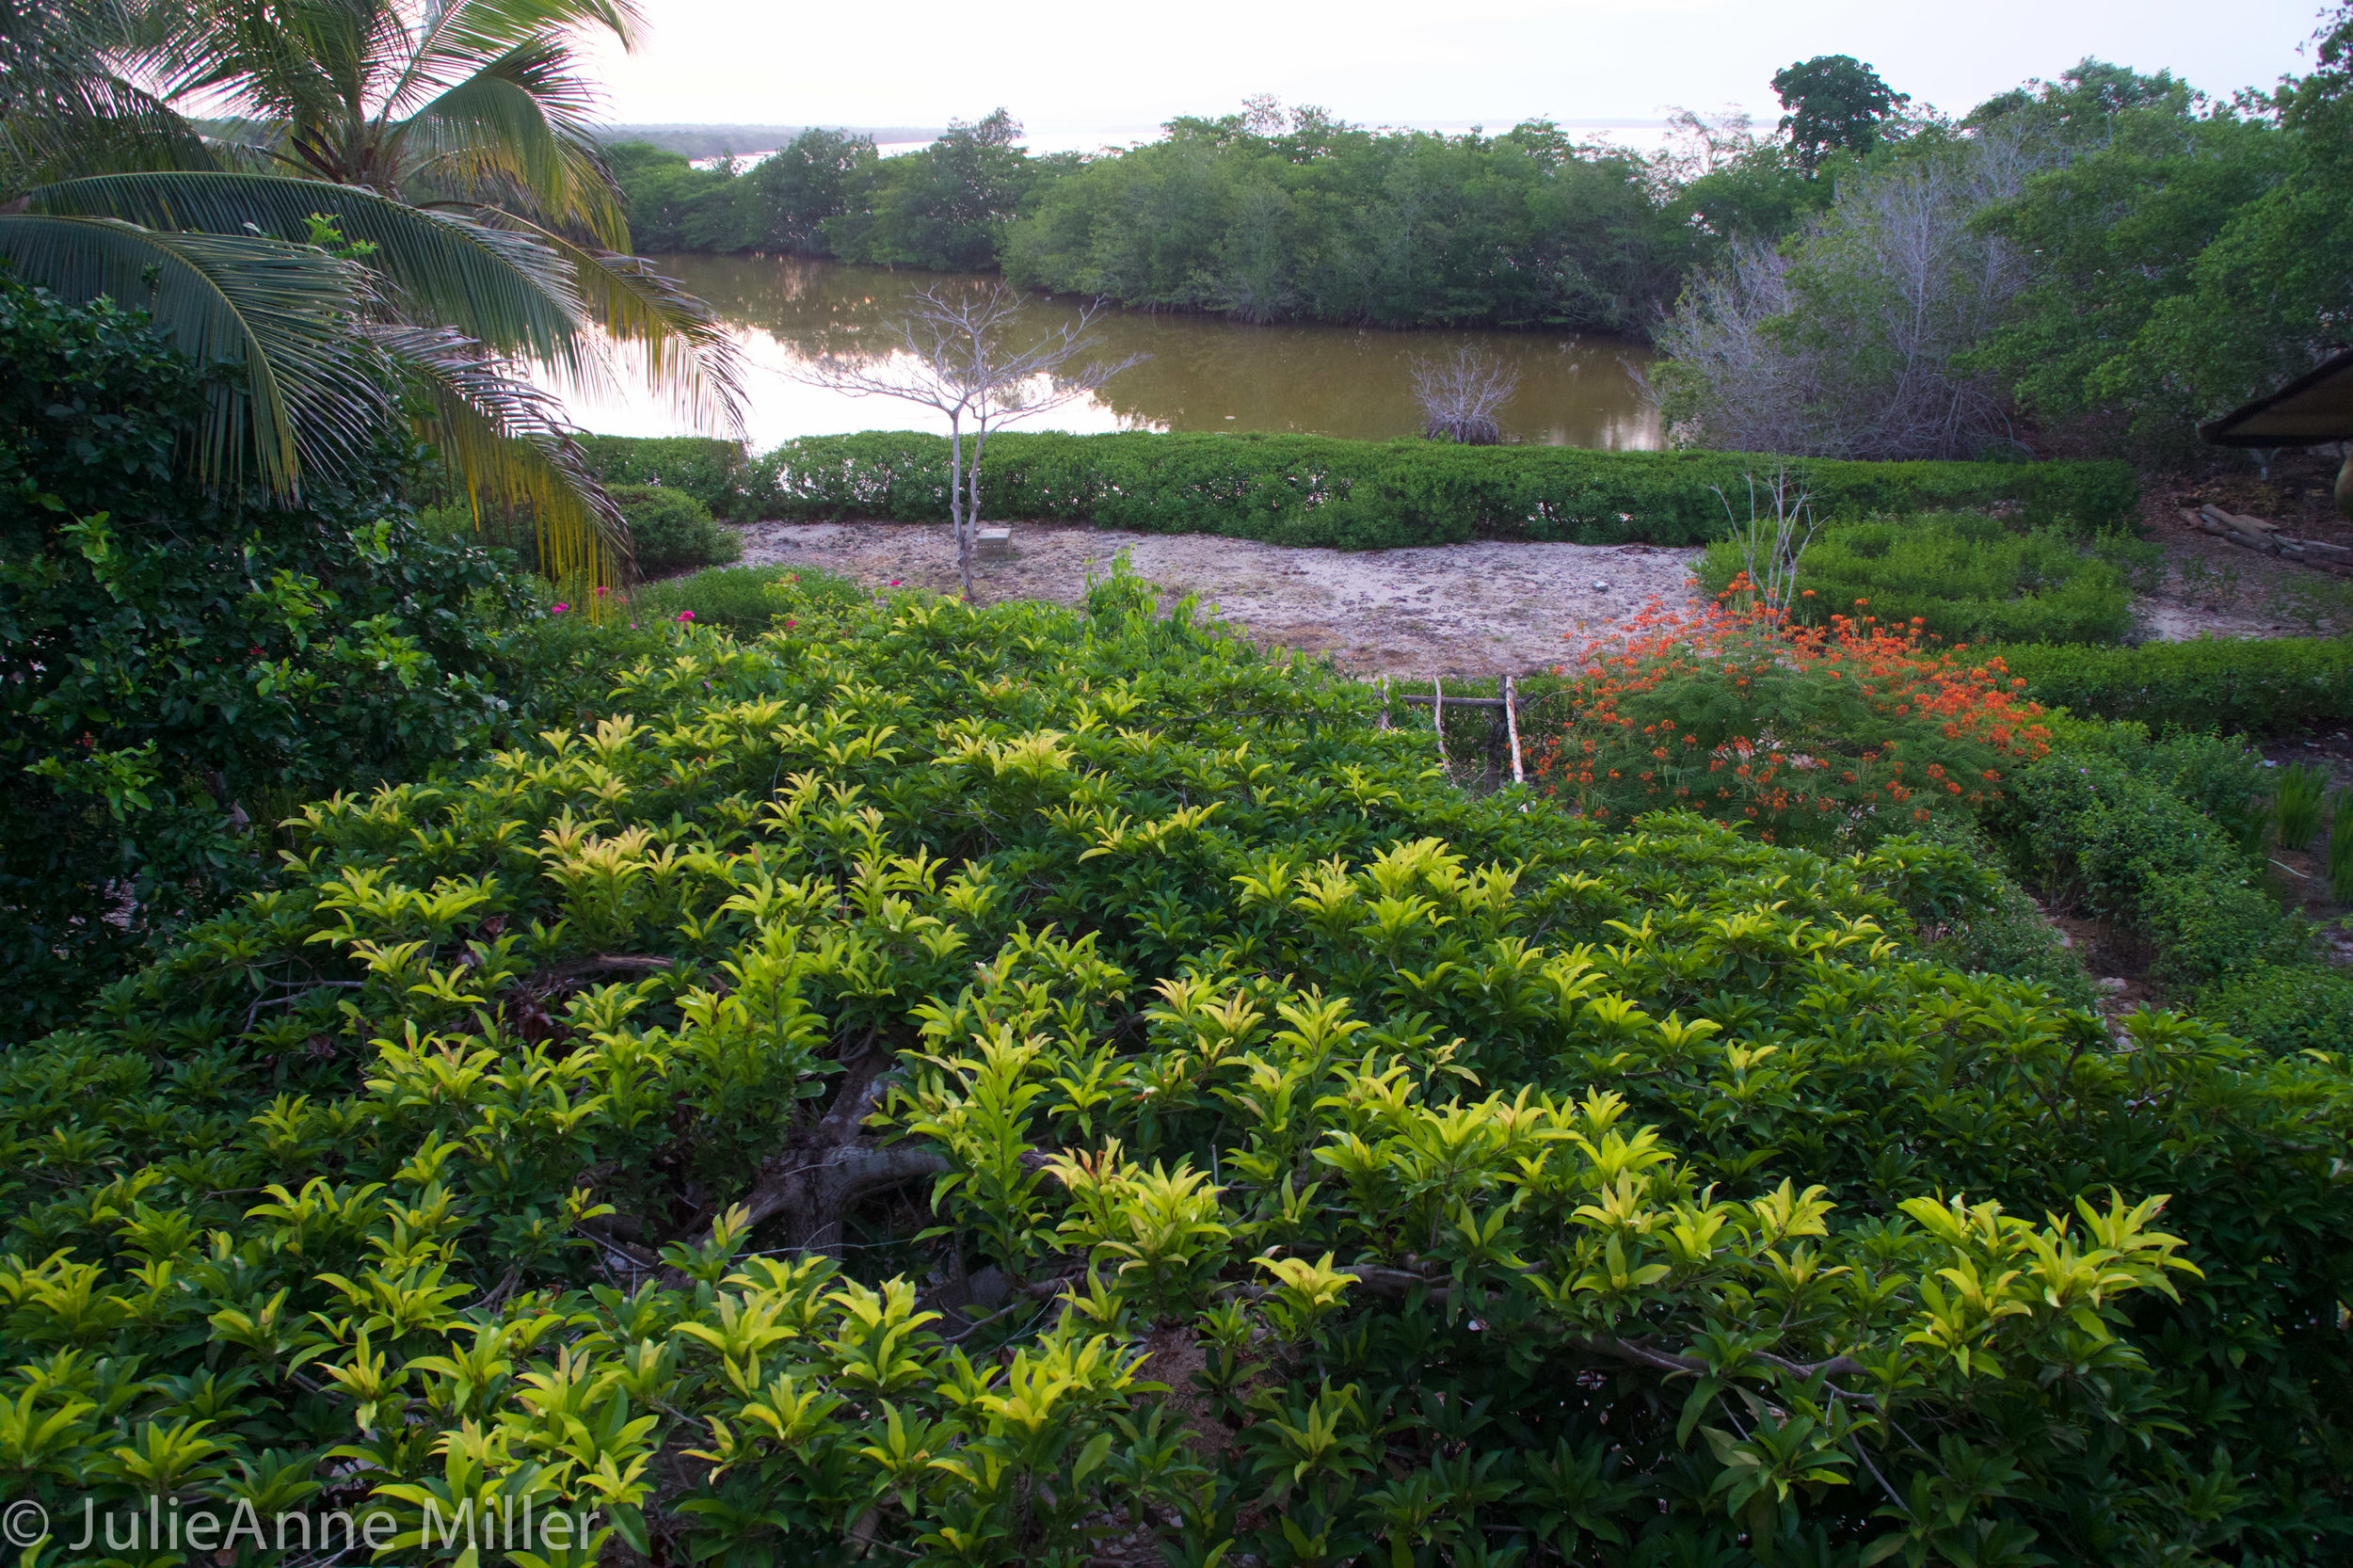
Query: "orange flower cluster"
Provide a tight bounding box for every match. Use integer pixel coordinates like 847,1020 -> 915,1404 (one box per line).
1528,582 -> 2048,845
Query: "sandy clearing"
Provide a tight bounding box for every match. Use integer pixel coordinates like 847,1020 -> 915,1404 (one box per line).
729,501 -> 2353,678
737,520 -> 1704,677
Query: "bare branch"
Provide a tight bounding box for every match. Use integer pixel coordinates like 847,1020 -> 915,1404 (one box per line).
1410,344 -> 1519,445
790,284 -> 1145,598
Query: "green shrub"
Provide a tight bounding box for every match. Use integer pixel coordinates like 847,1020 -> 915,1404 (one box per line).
2197,963 -> 2353,1055
2271,760 -> 2330,850
414,497 -> 552,573
740,428 -> 2139,545
1995,634 -> 2353,733
1697,513 -> 2157,645
2,582 -> 2345,1565
626,562 -> 864,631
1519,599 -> 2054,846
576,432 -> 756,518
2332,789 -> 2353,900
0,277 -> 559,1029
1993,723 -> 2306,987
610,482 -> 743,573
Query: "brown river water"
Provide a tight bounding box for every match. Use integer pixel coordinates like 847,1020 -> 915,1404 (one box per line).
568,254 -> 1663,452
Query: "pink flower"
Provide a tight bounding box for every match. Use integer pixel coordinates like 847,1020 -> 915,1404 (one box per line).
783,617 -> 796,629
593,584 -> 610,598
887,579 -> 902,587
551,602 -> 568,614
676,610 -> 695,623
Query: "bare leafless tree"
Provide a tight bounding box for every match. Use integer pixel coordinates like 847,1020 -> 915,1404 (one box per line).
1410,344 -> 1520,445
1654,105 -> 1762,185
1713,466 -> 1817,617
1652,125 -> 2053,460
792,285 -> 1144,597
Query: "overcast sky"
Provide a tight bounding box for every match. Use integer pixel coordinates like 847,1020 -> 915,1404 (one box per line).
584,0 -> 2333,138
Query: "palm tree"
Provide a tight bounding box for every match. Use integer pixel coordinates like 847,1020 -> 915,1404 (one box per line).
0,0 -> 742,581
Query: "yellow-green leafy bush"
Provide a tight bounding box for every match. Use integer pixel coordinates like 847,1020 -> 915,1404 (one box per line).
1,581 -> 2345,1567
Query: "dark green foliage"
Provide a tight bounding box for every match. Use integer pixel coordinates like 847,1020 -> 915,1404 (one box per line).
1672,139 -> 1835,245
2332,790 -> 2353,900
0,584 -> 2345,1564
742,126 -> 873,253
608,108 -> 1696,330
606,117 -> 1047,275
2272,760 -> 2330,850
742,428 -> 2137,545
826,109 -> 1040,272
575,432 -> 756,518
1003,115 -> 1687,330
2197,963 -> 2353,1055
1698,514 -> 2159,644
601,140 -> 757,252
608,483 -> 741,574
0,277 -> 554,1029
1969,92 -> 2294,452
1770,55 -> 1912,167
625,561 -> 865,632
1994,635 -> 2353,733
1992,723 -> 2307,986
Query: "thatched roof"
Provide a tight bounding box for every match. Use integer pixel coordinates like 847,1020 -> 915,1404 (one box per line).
2200,348 -> 2353,447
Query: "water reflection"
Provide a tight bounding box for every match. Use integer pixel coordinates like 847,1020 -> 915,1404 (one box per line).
568,254 -> 1661,451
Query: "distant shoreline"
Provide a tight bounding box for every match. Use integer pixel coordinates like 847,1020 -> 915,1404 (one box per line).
589,124 -> 945,157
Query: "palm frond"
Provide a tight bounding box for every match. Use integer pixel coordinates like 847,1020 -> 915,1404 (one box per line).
372,321 -> 630,583
431,0 -> 644,63
392,38 -> 625,245
0,1 -> 216,186
481,207 -> 745,432
0,212 -> 388,496
0,79 -> 222,186
25,170 -> 598,376
152,0 -> 350,131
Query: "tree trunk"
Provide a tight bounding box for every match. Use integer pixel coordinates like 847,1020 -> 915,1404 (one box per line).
948,417 -> 974,600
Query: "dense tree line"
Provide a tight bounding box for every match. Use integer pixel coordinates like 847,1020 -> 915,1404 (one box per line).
611,22 -> 2353,457
608,110 -> 1069,273
1659,20 -> 2353,459
1002,110 -> 1686,329
608,106 -> 1705,330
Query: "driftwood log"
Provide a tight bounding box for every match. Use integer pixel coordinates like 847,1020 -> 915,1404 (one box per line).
2183,505 -> 2353,576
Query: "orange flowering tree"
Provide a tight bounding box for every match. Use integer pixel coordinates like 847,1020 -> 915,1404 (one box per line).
1528,585 -> 2050,844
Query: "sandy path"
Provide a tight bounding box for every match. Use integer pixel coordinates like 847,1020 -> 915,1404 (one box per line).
737,520 -> 1704,677
731,500 -> 2353,678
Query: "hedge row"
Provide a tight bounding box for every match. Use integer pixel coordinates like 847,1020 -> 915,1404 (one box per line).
1996,635 -> 2353,734
1994,724 -> 2302,990
576,434 -> 753,519
580,430 -> 2140,547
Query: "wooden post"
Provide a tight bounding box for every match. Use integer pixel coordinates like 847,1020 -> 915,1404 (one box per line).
1503,673 -> 1524,784
1432,677 -> 1450,771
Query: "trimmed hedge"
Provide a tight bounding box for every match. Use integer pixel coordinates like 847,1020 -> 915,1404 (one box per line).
1992,722 -> 2305,989
1698,514 -> 2157,646
577,433 -> 756,519
1996,635 -> 2353,733
747,430 -> 2140,547
609,483 -> 743,573
577,430 -> 2137,545
2199,964 -> 2353,1055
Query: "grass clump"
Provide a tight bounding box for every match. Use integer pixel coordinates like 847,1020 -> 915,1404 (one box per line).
625,562 -> 865,631
1698,512 -> 2159,645
2270,760 -> 2329,851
